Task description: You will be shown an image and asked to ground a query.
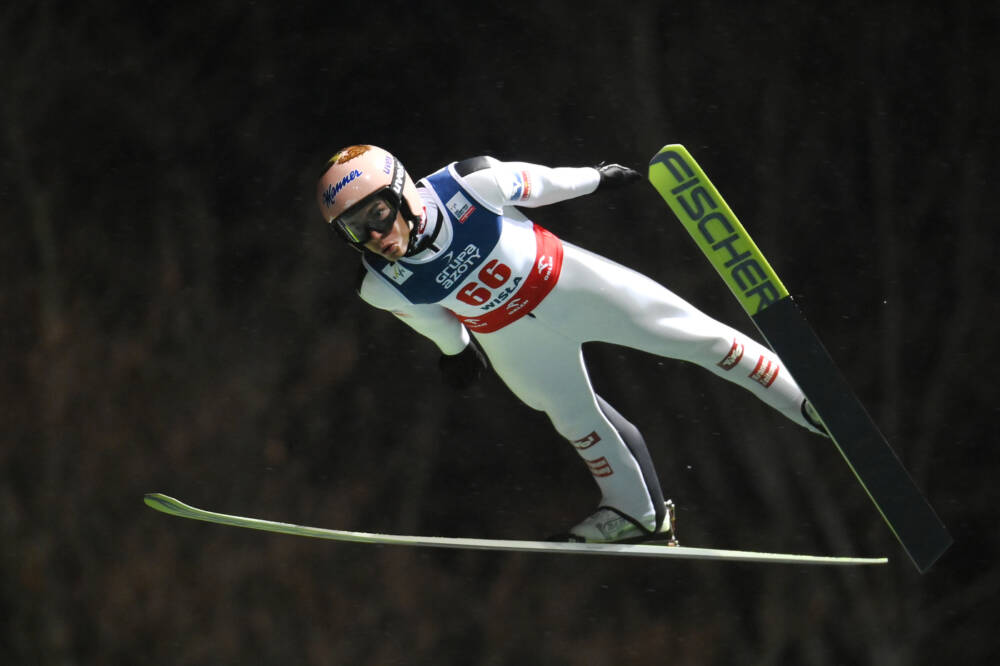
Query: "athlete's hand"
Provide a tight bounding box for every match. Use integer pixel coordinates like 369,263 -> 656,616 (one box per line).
595,162 -> 641,189
438,342 -> 488,389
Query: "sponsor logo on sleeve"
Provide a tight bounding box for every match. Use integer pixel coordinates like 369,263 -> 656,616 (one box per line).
517,170 -> 532,200
510,173 -> 523,200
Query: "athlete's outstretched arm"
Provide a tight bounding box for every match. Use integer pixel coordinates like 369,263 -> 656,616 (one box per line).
358,271 -> 470,355
462,157 -> 640,209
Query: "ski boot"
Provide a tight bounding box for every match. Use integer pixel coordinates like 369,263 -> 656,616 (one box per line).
553,500 -> 678,545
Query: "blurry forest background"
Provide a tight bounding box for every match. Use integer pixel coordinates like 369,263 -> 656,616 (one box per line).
3,1 -> 998,664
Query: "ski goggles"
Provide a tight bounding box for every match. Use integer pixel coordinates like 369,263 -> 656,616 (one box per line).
334,190 -> 400,245
333,155 -> 407,245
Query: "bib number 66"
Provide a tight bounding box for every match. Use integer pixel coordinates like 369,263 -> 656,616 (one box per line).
456,260 -> 512,306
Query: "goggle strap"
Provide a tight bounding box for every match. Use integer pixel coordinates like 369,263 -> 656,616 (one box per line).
388,156 -> 405,204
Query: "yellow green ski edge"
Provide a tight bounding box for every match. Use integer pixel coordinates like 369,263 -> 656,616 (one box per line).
648,144 -> 788,316
144,493 -> 886,565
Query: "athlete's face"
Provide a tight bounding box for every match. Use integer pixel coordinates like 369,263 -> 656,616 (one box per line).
364,211 -> 410,261
351,198 -> 409,261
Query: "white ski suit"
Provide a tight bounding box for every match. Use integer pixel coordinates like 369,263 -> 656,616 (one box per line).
357,156 -> 820,532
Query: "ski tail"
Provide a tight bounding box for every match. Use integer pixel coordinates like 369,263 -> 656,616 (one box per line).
648,144 -> 951,572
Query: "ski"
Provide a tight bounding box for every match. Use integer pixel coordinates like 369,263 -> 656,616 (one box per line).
647,144 -> 951,573
144,493 -> 886,566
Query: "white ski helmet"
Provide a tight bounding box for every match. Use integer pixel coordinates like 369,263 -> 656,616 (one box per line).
317,145 -> 423,246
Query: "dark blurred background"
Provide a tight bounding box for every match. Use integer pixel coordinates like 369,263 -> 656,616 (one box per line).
3,1 -> 997,664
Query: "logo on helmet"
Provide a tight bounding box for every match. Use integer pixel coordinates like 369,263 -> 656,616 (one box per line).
331,145 -> 370,165
390,159 -> 405,194
323,169 -> 363,208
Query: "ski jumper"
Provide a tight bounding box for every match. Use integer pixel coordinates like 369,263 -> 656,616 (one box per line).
358,157 -> 821,531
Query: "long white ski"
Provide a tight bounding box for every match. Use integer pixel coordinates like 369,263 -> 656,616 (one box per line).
144,493 -> 887,566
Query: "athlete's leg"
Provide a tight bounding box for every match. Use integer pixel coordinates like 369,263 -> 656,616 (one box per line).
540,243 -> 823,434
475,322 -> 664,529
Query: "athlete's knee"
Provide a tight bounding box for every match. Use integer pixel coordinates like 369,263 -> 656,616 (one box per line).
546,407 -> 603,444
707,332 -> 748,369
668,321 -> 746,371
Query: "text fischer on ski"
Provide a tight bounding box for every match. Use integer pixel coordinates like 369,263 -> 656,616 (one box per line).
317,145 -> 828,545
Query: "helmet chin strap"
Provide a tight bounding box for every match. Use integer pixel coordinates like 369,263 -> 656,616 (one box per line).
403,219 -> 419,257
404,206 -> 435,257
